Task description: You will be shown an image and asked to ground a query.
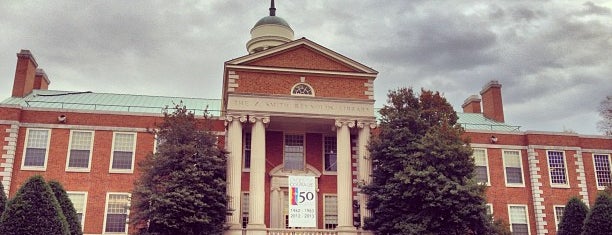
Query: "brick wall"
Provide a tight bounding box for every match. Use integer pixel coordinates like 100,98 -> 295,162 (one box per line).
246,46 -> 359,72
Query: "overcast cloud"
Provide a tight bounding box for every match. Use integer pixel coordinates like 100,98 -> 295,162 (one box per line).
0,0 -> 610,134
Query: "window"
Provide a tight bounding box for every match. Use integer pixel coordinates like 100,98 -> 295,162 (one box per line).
553,206 -> 565,231
22,128 -> 50,170
284,134 -> 304,170
241,192 -> 249,228
66,131 -> 94,171
486,203 -> 493,217
103,193 -> 130,234
243,133 -> 251,170
324,136 -> 337,172
503,150 -> 524,186
508,205 -> 530,235
68,192 -> 87,230
110,132 -> 136,172
473,148 -> 489,185
324,195 -> 338,229
547,151 -> 568,186
291,83 -> 314,96
593,154 -> 611,189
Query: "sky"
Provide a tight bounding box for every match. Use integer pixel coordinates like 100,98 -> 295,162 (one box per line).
0,0 -> 610,135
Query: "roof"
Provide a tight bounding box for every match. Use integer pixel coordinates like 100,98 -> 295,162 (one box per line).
1,90 -> 222,117
373,108 -> 521,132
253,16 -> 291,28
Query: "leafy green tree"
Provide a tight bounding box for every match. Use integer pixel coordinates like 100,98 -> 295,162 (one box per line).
582,193 -> 612,235
362,88 -> 493,235
491,219 -> 512,235
0,182 -> 6,215
0,175 -> 69,235
131,104 -> 228,235
557,197 -> 588,235
49,181 -> 83,235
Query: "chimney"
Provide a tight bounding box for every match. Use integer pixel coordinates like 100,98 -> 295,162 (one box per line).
33,68 -> 50,90
461,95 -> 481,113
12,50 -> 38,97
480,80 -> 504,122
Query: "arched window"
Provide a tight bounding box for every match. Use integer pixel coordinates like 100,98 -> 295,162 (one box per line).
291,83 -> 314,96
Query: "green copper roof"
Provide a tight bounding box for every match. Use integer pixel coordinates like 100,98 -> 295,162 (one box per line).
1,90 -> 221,116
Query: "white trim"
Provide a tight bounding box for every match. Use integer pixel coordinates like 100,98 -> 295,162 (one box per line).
472,148 -> 490,186
242,132 -> 251,172
225,65 -> 377,78
283,133 -> 306,171
508,204 -> 531,235
486,203 -> 493,218
21,128 -> 51,171
553,205 -> 565,231
20,122 -> 148,132
469,143 -> 527,150
65,130 -> 95,172
102,192 -> 130,234
583,149 -> 612,154
322,135 -> 337,175
322,194 -> 338,230
67,191 -> 88,231
593,153 -> 612,190
546,150 -> 570,188
109,132 -> 137,174
502,149 -> 525,187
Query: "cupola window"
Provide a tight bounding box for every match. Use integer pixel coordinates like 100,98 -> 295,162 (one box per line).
291,83 -> 314,96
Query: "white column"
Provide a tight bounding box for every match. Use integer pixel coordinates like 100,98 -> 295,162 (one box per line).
225,115 -> 246,235
357,121 -> 376,229
335,120 -> 355,233
247,116 -> 269,235
269,187 -> 281,228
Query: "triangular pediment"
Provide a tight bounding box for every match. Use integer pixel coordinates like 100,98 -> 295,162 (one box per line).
226,38 -> 377,74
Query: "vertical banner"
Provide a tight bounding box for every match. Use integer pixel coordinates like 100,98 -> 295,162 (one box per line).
288,176 -> 317,227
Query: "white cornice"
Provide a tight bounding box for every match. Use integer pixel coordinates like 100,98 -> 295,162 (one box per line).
225,64 -> 377,78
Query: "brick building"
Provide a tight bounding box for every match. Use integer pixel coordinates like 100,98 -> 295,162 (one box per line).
1,3 -> 611,235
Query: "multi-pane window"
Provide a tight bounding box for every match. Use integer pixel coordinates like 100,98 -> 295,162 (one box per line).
241,192 -> 249,228
509,205 -> 529,235
68,192 -> 87,230
593,154 -> 611,189
284,134 -> 304,170
547,151 -> 568,185
110,133 -> 136,172
324,136 -> 337,172
291,83 -> 314,96
67,131 -> 93,170
23,129 -> 50,169
473,149 -> 489,185
503,150 -> 524,186
324,195 -> 338,230
244,133 -> 251,170
554,206 -> 565,230
104,193 -> 130,233
486,203 -> 493,217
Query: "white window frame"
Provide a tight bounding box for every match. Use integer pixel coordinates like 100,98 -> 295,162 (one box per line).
508,204 -> 530,235
21,128 -> 51,171
65,130 -> 94,172
290,83 -> 315,96
486,203 -> 493,218
553,205 -> 565,231
243,132 -> 251,172
473,148 -> 490,186
102,192 -> 130,234
241,192 -> 249,228
323,194 -> 338,230
322,135 -> 337,175
109,132 -> 137,173
503,150 -> 525,187
546,150 -> 570,188
283,133 -> 306,171
593,153 -> 612,190
67,191 -> 88,231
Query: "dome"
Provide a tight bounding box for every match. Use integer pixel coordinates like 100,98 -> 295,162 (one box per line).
254,16 -> 291,29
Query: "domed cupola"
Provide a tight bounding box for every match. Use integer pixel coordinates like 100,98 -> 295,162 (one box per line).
246,0 -> 294,54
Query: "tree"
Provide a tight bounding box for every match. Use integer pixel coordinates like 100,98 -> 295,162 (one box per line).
597,96 -> 611,136
362,88 -> 493,235
131,104 -> 228,235
582,193 -> 612,235
557,197 -> 588,235
0,182 -> 6,215
49,181 -> 83,235
0,175 -> 69,235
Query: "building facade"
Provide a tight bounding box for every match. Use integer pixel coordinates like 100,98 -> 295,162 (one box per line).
1,3 -> 611,235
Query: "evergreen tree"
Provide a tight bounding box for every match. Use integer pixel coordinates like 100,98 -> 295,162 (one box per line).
362,88 -> 493,235
582,193 -> 612,235
131,104 -> 228,235
0,175 -> 69,235
49,181 -> 83,235
0,182 -> 6,215
557,197 -> 588,235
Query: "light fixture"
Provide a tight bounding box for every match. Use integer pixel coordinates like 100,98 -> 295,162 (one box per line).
57,114 -> 67,123
490,135 -> 498,144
